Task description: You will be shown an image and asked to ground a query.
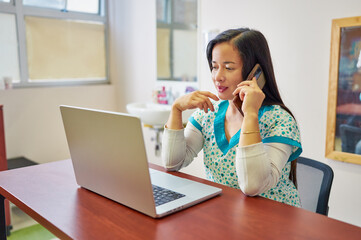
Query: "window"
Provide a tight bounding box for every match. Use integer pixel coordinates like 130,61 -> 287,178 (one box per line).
156,0 -> 197,82
0,0 -> 108,87
0,12 -> 20,83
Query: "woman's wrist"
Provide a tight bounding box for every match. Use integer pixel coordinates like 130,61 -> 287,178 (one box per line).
171,103 -> 183,114
241,130 -> 260,135
243,111 -> 258,120
166,103 -> 184,130
241,111 -> 260,135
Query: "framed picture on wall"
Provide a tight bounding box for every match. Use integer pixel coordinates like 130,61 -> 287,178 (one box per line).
326,16 -> 361,165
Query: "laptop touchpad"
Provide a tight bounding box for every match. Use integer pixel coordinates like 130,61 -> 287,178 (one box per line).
150,169 -> 192,189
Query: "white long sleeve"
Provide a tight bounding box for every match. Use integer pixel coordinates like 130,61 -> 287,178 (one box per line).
162,122 -> 292,196
236,142 -> 292,196
162,122 -> 204,171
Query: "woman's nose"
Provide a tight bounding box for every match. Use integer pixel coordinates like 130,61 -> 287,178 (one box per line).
214,69 -> 225,82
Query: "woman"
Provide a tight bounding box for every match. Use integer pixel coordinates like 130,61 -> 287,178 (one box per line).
162,28 -> 302,207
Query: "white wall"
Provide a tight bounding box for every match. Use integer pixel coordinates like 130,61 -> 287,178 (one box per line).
109,0 -> 361,227
108,0 -> 157,113
0,85 -> 117,163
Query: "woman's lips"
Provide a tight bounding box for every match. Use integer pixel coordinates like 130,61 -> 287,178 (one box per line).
217,86 -> 228,93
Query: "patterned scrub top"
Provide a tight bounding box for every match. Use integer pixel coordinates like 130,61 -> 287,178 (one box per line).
188,100 -> 303,207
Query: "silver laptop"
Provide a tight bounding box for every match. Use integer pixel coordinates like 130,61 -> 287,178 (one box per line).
60,105 -> 222,218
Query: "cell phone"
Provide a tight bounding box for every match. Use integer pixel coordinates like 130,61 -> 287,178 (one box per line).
232,63 -> 266,115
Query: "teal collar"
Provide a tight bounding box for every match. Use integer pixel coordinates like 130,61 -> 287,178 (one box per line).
214,101 -> 240,155
214,102 -> 271,155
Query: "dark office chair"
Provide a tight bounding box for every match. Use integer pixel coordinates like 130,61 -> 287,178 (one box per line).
339,124 -> 361,153
296,157 -> 334,216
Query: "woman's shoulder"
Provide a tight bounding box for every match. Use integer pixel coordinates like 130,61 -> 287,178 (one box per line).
259,105 -> 302,160
259,104 -> 300,134
259,104 -> 299,133
259,105 -> 294,121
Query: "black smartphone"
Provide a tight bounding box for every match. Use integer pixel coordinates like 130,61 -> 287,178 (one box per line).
232,64 -> 266,115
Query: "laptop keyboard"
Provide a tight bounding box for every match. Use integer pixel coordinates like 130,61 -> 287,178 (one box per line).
152,185 -> 185,206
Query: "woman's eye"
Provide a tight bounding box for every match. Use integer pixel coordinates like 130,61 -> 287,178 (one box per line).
226,66 -> 233,70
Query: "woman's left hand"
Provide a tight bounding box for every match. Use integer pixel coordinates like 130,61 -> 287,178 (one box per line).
233,77 -> 265,116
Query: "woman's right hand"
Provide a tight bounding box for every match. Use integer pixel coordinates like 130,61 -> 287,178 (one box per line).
172,91 -> 219,113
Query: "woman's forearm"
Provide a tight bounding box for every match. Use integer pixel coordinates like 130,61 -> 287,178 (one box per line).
238,112 -> 262,146
166,105 -> 184,130
162,123 -> 204,171
236,142 -> 291,196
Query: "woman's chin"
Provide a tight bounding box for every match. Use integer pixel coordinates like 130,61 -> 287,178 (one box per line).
217,93 -> 233,101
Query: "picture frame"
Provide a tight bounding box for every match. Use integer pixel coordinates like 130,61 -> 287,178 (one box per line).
325,16 -> 361,165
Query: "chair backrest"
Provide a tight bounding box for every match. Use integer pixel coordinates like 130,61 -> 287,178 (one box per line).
296,157 -> 334,216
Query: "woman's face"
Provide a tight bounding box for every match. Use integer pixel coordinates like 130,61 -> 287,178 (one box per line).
211,42 -> 244,100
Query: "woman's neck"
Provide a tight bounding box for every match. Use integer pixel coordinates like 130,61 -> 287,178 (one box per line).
226,100 -> 243,119
224,100 -> 243,141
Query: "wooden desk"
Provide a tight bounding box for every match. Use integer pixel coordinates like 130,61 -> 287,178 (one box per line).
0,160 -> 360,239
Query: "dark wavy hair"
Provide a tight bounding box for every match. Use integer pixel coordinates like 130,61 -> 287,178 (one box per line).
206,28 -> 298,187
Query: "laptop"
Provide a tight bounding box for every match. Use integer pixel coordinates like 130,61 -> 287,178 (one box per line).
60,105 -> 222,218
